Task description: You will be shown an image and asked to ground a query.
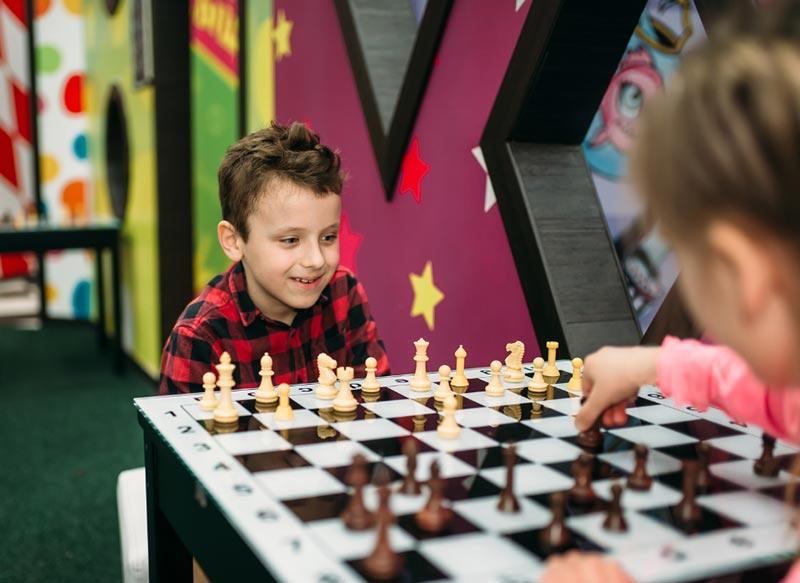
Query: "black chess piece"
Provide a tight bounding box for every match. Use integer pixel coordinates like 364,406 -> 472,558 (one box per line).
361,485 -> 404,580
569,453 -> 597,505
540,491 -> 572,550
754,434 -> 780,477
497,443 -> 521,513
398,439 -> 421,495
415,460 -> 453,533
602,483 -> 628,532
674,460 -> 702,525
696,442 -> 712,491
627,444 -> 653,491
341,454 -> 375,530
576,397 -> 603,450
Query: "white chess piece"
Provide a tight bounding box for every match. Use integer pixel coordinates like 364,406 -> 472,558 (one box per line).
528,356 -> 548,394
451,345 -> 469,388
361,356 -> 381,393
199,371 -> 218,411
543,340 -> 560,382
434,364 -> 453,402
485,360 -> 505,397
255,352 -> 278,404
333,367 -> 358,412
503,341 -> 525,382
567,357 -> 583,392
213,352 -> 239,424
410,338 -> 432,391
274,384 -> 293,421
437,394 -> 461,439
316,353 -> 338,399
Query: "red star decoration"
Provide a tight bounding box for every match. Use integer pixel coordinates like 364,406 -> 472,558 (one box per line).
398,136 -> 430,203
338,210 -> 363,274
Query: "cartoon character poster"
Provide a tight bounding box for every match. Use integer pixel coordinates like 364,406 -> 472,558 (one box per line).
582,0 -> 706,331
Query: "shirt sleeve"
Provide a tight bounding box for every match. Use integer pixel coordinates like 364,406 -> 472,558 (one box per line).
782,560 -> 800,583
657,336 -> 800,444
159,324 -> 219,394
344,276 -> 391,377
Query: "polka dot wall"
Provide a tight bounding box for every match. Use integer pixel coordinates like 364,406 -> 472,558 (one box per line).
35,0 -> 93,319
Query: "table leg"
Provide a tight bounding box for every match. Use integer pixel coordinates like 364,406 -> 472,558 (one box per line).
95,247 -> 107,349
111,241 -> 124,374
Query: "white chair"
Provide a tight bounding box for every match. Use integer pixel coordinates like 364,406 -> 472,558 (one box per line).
117,466 -> 149,583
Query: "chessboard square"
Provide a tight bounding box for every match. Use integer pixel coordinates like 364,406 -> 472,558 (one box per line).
284,493 -> 349,522
383,451 -> 475,481
625,405 -> 697,425
515,437 -> 583,464
567,510 -> 684,552
710,459 -> 791,489
599,448 -> 683,476
290,393 -> 340,410
278,425 -> 344,446
295,440 -> 380,468
308,518 -> 416,561
414,427 -> 499,453
698,490 -> 794,526
594,479 -> 682,511
418,533 -> 542,580
608,425 -> 698,448
213,429 -> 291,456
253,409 -> 327,430
184,400 -> 251,421
473,422 -> 546,444
480,463 -> 573,496
463,390 -> 532,408
363,483 -> 429,515
707,434 -> 797,460
452,496 -> 552,533
360,398 -> 435,418
455,407 -> 517,428
389,384 -> 435,400
521,416 -> 577,438
539,397 -> 582,416
331,418 -> 411,441
236,449 -> 311,473
254,466 -> 346,500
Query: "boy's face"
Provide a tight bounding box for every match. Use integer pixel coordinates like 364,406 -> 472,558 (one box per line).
237,179 -> 341,324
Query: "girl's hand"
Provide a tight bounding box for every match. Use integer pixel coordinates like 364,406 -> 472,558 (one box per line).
541,551 -> 635,583
574,346 -> 659,432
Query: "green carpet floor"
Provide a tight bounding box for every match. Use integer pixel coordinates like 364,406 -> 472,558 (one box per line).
1,322 -> 157,583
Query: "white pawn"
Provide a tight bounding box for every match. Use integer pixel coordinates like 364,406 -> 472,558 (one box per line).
274,384 -> 293,421
437,394 -> 461,439
528,356 -> 548,394
567,357 -> 584,392
255,352 -> 278,404
199,371 -> 218,411
410,338 -> 432,391
316,353 -> 338,399
485,360 -> 505,397
434,365 -> 453,402
333,367 -> 358,412
361,356 -> 381,393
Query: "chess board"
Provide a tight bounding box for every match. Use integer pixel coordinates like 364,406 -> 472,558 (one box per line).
135,361 -> 800,582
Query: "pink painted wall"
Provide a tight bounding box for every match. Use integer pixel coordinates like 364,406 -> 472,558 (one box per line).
274,1 -> 538,373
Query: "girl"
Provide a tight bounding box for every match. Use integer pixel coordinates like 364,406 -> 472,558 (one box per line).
543,3 -> 800,582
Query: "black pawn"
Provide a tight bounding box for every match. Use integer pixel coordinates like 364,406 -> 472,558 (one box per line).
398,439 -> 421,495
576,397 -> 603,451
674,460 -> 702,525
540,491 -> 572,550
341,454 -> 375,530
361,486 -> 404,581
415,460 -> 453,533
627,444 -> 653,491
602,483 -> 628,532
754,434 -> 780,477
569,453 -> 597,505
498,443 -> 521,513
696,442 -> 712,491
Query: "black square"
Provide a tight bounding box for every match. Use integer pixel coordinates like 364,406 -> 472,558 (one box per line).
361,436 -> 434,457
396,511 -> 479,540
472,422 -> 545,443
235,450 -> 310,473
285,492 -> 350,522
507,526 -> 601,560
642,503 -> 744,534
347,550 -> 445,582
661,419 -> 742,440
453,446 -> 507,470
391,414 -> 440,433
279,425 -> 346,446
440,474 -> 502,501
327,461 -> 401,486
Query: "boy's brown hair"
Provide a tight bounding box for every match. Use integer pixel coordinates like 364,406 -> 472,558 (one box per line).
218,121 -> 345,240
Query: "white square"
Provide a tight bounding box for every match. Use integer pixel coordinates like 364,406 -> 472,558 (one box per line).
568,511 -> 684,552
419,533 -> 542,580
307,518 -> 416,560
363,484 -> 429,516
253,409 -> 326,430
415,427 -> 499,453
710,459 -> 791,489
599,449 -> 682,476
593,479 -> 682,511
331,418 -> 410,441
480,463 -> 573,496
539,397 -> 582,416
290,393 -> 343,410
463,390 -> 532,408
521,416 -> 578,438
214,430 -> 291,456
515,437 -> 583,464
453,496 -> 552,533
455,407 -> 517,428
254,466 -> 346,500
184,400 -> 251,421
707,434 -> 797,460
360,399 -> 435,418
625,405 -> 698,425
698,491 -> 794,526
295,440 -> 380,468
389,384 -> 435,400
382,451 -> 475,480
608,425 -> 698,448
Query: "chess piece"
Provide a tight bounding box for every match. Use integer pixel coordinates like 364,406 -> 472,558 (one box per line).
497,443 -> 521,513
602,483 -> 628,532
274,384 -> 294,421
333,367 -> 358,413
254,352 -> 278,404
415,460 -> 453,533
627,444 -> 653,491
341,454 -> 375,530
410,338 -> 432,391
567,357 -> 583,393
754,434 -> 780,477
503,341 -> 525,382
576,396 -> 602,450
361,485 -> 404,580
199,371 -> 218,411
362,356 -> 381,393
315,353 -> 338,399
484,360 -> 505,397
527,357 -> 548,395
451,345 -> 469,388
543,340 -> 560,384
213,352 -> 239,424
412,414 -> 427,433
540,492 -> 572,550
569,453 -> 597,505
434,365 -> 454,402
399,440 -> 421,495
696,442 -> 712,490
437,395 -> 461,439
674,460 -> 702,525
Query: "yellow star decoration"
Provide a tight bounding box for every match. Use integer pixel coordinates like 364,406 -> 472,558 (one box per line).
409,261 -> 445,330
273,9 -> 293,61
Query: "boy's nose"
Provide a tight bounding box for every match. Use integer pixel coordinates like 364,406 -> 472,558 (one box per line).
301,243 -> 325,269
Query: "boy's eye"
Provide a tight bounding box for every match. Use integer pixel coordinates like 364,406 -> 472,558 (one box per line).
322,232 -> 339,243
280,237 -> 299,245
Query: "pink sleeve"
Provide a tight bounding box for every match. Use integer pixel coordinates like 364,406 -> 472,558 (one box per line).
657,336 -> 800,444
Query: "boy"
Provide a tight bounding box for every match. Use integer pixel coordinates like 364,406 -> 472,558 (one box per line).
160,121 -> 390,394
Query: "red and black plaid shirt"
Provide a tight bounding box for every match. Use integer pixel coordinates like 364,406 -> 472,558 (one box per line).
159,262 -> 390,394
